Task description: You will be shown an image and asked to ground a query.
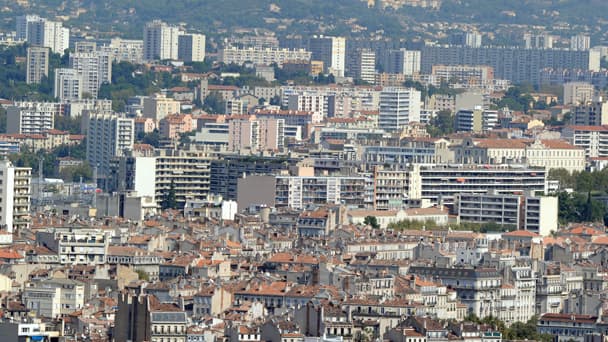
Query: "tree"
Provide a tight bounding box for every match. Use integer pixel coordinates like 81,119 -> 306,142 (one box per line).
161,180 -> 178,210
140,130 -> 162,148
427,110 -> 454,137
363,216 -> 380,229
203,92 -> 225,114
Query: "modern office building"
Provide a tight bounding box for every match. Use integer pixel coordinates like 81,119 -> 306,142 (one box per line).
86,113 -> 134,177
0,160 -> 31,233
378,87 -> 421,131
309,35 -> 346,77
6,101 -> 60,135
219,46 -> 311,67
26,46 -> 49,84
143,20 -> 182,61
177,33 -> 206,62
69,51 -> 112,99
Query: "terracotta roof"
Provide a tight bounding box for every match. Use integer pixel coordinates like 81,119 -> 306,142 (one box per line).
503,230 -> 539,238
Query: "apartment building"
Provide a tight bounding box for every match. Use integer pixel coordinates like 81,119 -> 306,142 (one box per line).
36,227 -> 109,265
309,35 -> 346,77
523,33 -> 553,49
24,17 -> 69,53
69,51 -> 112,99
378,87 -> 421,132
347,48 -> 376,84
23,278 -> 85,318
26,46 -> 49,84
454,109 -> 498,133
228,117 -> 285,153
420,46 -> 599,85
220,46 -> 311,67
142,94 -> 181,121
384,49 -> 421,76
100,38 -> 144,64
54,68 -> 83,101
275,175 -> 367,209
143,20 -> 182,61
562,125 -> 608,158
456,190 -> 558,236
0,160 -> 31,233
86,112 -> 134,177
571,34 -> 591,51
287,93 -> 327,120
431,65 -> 494,83
6,101 -> 60,134
177,33 -> 206,62
159,113 -> 194,140
572,98 -> 608,126
563,82 -> 595,105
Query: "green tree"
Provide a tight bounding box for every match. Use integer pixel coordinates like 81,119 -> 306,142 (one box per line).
161,180 -> 178,210
426,110 -> 454,137
203,92 -> 225,114
363,216 -> 380,229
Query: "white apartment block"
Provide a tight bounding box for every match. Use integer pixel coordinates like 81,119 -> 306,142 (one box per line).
143,20 -> 182,61
455,109 -> 498,133
86,113 -> 134,176
220,46 -> 311,67
275,176 -> 367,209
287,93 -> 327,120
23,279 -> 85,317
178,33 -> 206,62
348,48 -> 376,84
563,82 -> 595,105
0,160 -> 31,233
26,18 -> 69,54
6,101 -> 60,135
571,34 -> 591,51
431,65 -> 494,82
309,35 -> 346,77
228,118 -> 285,153
523,33 -> 553,49
378,87 -> 421,131
562,125 -> 608,158
54,68 -> 83,101
384,49 -> 421,75
100,38 -> 144,64
26,46 -> 49,84
69,51 -> 112,99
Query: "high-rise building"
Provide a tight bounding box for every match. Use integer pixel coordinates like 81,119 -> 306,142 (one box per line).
228,117 -> 285,152
143,20 -> 182,61
6,102 -> 60,135
142,94 -> 181,121
450,32 -> 483,48
100,38 -> 144,64
563,82 -> 595,105
0,160 -> 31,233
54,68 -> 83,101
455,108 -> 498,133
384,49 -> 421,76
309,35 -> 346,77
26,46 -> 49,84
69,51 -> 112,99
572,98 -> 608,126
378,87 -> 421,131
86,113 -> 134,177
15,14 -> 41,41
571,34 -> 591,51
523,33 -> 553,49
348,48 -> 376,84
26,18 -> 69,54
177,33 -> 206,62
219,46 -> 311,67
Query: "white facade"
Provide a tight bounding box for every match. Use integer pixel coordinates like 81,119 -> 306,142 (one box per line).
54,68 -> 83,101
143,20 -> 182,61
100,38 -> 144,64
0,160 -> 31,233
6,102 -> 59,135
220,46 -> 311,67
563,82 -> 595,105
571,34 -> 591,51
378,87 -> 421,131
26,19 -> 69,54
178,33 -> 206,62
69,51 -> 112,99
309,35 -> 346,77
24,279 -> 85,317
349,49 -> 376,84
402,50 -> 421,76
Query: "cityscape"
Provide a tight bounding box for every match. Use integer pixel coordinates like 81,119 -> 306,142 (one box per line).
0,1 -> 607,341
